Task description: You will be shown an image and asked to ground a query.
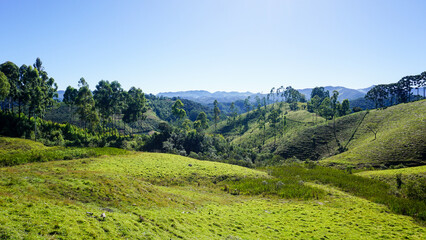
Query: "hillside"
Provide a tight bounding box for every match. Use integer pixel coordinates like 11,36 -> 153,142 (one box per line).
321,100 -> 426,168
1,151 -> 424,239
213,99 -> 426,168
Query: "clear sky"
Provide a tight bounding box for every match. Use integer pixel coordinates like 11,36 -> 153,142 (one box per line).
1,0 -> 425,94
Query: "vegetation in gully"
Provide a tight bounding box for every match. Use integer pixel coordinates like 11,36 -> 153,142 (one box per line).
0,58 -> 425,239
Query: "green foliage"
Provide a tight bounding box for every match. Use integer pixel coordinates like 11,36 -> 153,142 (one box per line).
310,87 -> 330,102
0,71 -> 10,102
365,72 -> 426,108
122,87 -> 148,128
172,99 -> 186,120
213,100 -> 220,132
76,78 -> 99,130
0,61 -> 19,111
93,80 -> 114,121
194,111 -> 209,130
0,111 -> 126,148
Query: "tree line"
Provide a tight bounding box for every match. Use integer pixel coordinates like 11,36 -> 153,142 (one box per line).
307,87 -> 351,120
365,72 -> 426,109
63,78 -> 147,134
0,59 -> 57,118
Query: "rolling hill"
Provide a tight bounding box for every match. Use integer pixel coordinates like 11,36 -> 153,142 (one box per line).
0,148 -> 424,239
212,99 -> 426,168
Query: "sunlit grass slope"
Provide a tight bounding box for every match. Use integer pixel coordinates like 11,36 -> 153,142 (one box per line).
321,100 -> 426,168
1,153 -> 424,239
357,165 -> 426,179
0,136 -> 128,167
355,165 -> 426,201
212,103 -> 326,150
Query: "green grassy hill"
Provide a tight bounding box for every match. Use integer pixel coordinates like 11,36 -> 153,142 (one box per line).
321,100 -> 426,168
0,150 -> 424,239
213,100 -> 426,168
211,103 -> 326,151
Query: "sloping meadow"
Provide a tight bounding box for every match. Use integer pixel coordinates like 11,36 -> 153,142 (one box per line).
0,153 -> 424,239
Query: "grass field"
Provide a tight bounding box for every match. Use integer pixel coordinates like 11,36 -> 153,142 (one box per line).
0,152 -> 424,239
0,136 -> 128,167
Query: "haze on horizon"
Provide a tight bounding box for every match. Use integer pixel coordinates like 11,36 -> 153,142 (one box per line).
1,0 -> 426,94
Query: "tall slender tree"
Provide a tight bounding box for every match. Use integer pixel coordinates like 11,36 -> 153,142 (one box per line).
122,87 -> 148,135
63,86 -> 78,123
0,72 -> 10,111
76,78 -> 99,131
93,80 -> 113,126
229,102 -> 237,123
172,99 -> 186,121
213,100 -> 220,132
268,107 -> 280,146
0,61 -> 19,112
110,81 -> 125,125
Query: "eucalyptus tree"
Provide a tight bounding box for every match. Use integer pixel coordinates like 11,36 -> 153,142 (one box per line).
0,72 -> 10,110
257,108 -> 267,147
330,90 -> 343,150
63,86 -> 78,123
194,111 -> 209,131
340,99 -> 350,116
122,87 -> 148,135
311,87 -> 329,102
110,81 -> 125,125
365,85 -> 388,109
0,61 -> 19,112
330,91 -> 339,116
172,99 -> 186,121
318,97 -> 333,120
76,78 -> 99,131
244,96 -> 251,113
93,80 -> 113,126
17,64 -> 28,117
269,87 -> 276,105
32,58 -> 58,118
25,65 -> 45,117
19,65 -> 46,141
255,95 -> 261,112
268,107 -> 281,146
213,100 -> 220,132
308,95 -> 321,123
229,102 -> 237,123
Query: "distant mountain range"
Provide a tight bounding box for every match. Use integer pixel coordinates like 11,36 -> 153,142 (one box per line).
56,86 -> 375,105
158,86 -> 374,105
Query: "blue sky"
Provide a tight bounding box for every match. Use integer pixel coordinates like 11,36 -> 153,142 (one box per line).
1,0 -> 425,94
